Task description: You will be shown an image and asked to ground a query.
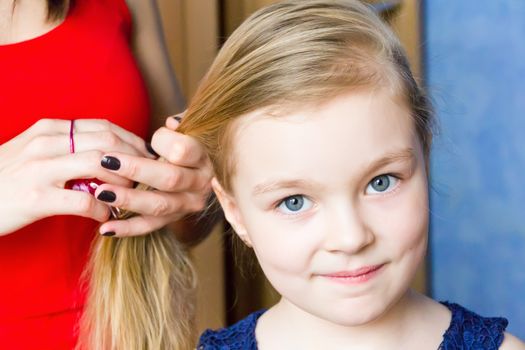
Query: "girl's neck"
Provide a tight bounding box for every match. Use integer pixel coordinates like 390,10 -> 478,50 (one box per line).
256,290 -> 450,350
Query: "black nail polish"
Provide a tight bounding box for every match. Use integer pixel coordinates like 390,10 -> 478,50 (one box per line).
102,231 -> 116,237
172,115 -> 182,123
97,190 -> 116,203
101,156 -> 121,170
145,142 -> 159,158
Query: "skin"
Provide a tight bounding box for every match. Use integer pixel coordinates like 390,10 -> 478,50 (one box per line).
213,89 -> 525,349
0,0 -> 213,238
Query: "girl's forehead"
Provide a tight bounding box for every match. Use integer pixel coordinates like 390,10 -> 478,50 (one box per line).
228,89 -> 420,184
232,88 -> 413,141
237,86 -> 408,122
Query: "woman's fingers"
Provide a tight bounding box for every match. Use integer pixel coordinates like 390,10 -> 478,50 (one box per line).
30,118 -> 146,148
94,185 -> 206,218
98,214 -> 173,238
40,189 -> 111,222
23,119 -> 153,159
99,152 -> 212,192
94,186 -> 208,237
42,151 -> 133,188
73,131 -> 149,157
89,120 -> 153,157
151,127 -> 208,167
23,131 -> 150,160
0,118 -> 160,235
165,113 -> 183,130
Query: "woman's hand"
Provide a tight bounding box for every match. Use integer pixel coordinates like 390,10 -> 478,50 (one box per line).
0,119 -> 154,236
95,116 -> 213,237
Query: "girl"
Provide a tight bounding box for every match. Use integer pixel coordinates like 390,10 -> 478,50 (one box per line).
175,0 -> 525,349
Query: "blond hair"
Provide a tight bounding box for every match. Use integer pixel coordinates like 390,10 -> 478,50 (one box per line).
77,190 -> 196,350
73,0 -> 198,343
178,0 -> 433,191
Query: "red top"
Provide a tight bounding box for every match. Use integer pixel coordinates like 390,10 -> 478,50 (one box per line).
0,0 -> 150,348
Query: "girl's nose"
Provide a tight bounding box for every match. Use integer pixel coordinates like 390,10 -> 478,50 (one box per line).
322,202 -> 374,254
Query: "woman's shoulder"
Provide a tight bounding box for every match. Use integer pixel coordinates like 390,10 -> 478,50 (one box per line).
197,309 -> 266,350
440,301 -> 515,350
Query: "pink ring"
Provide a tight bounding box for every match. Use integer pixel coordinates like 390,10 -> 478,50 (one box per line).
69,119 -> 75,154
65,119 -> 106,197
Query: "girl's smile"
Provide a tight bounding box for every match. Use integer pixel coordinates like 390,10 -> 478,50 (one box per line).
315,263 -> 386,285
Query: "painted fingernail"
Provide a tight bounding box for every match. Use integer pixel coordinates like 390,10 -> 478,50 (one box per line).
97,190 -> 116,202
172,115 -> 182,123
101,156 -> 121,170
101,231 -> 116,237
145,142 -> 159,158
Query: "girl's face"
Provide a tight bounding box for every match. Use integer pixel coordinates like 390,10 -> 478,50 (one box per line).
214,89 -> 429,326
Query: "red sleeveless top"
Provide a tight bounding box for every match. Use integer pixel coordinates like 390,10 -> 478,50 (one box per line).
0,0 -> 150,348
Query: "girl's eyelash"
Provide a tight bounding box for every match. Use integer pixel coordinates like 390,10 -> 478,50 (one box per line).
274,195 -> 303,210
365,173 -> 402,196
381,172 -> 401,179
376,172 -> 403,182
273,194 -> 313,216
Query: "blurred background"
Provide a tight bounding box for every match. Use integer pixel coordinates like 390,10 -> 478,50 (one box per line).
156,0 -> 525,338
425,0 -> 525,339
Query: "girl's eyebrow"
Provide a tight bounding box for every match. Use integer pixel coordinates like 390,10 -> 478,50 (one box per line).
252,179 -> 319,197
251,148 -> 416,197
366,148 -> 416,170
364,148 -> 416,174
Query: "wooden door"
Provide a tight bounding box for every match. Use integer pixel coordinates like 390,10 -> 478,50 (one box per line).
157,0 -> 226,334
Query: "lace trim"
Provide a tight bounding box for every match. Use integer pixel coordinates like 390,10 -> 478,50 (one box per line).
198,303 -> 508,350
439,302 -> 508,350
197,310 -> 265,350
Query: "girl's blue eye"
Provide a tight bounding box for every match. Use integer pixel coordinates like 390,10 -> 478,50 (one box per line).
277,195 -> 312,214
366,175 -> 398,194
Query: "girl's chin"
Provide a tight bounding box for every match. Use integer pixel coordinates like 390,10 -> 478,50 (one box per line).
302,300 -> 394,328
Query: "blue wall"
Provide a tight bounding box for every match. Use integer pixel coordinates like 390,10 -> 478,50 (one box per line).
426,0 -> 525,338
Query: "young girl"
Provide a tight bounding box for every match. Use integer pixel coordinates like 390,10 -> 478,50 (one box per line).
177,0 -> 525,349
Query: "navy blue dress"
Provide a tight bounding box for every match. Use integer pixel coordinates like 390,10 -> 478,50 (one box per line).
198,302 -> 508,350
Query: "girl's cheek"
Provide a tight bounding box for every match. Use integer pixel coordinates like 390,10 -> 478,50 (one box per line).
379,193 -> 429,254
249,217 -> 320,270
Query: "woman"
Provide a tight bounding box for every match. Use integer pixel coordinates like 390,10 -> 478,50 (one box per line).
0,0 -> 211,348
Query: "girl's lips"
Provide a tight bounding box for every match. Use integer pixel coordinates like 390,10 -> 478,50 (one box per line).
318,264 -> 385,283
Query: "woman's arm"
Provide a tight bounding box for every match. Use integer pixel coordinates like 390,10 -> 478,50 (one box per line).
126,0 -> 185,129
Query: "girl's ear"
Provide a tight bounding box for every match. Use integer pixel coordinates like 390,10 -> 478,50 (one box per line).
211,177 -> 252,247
